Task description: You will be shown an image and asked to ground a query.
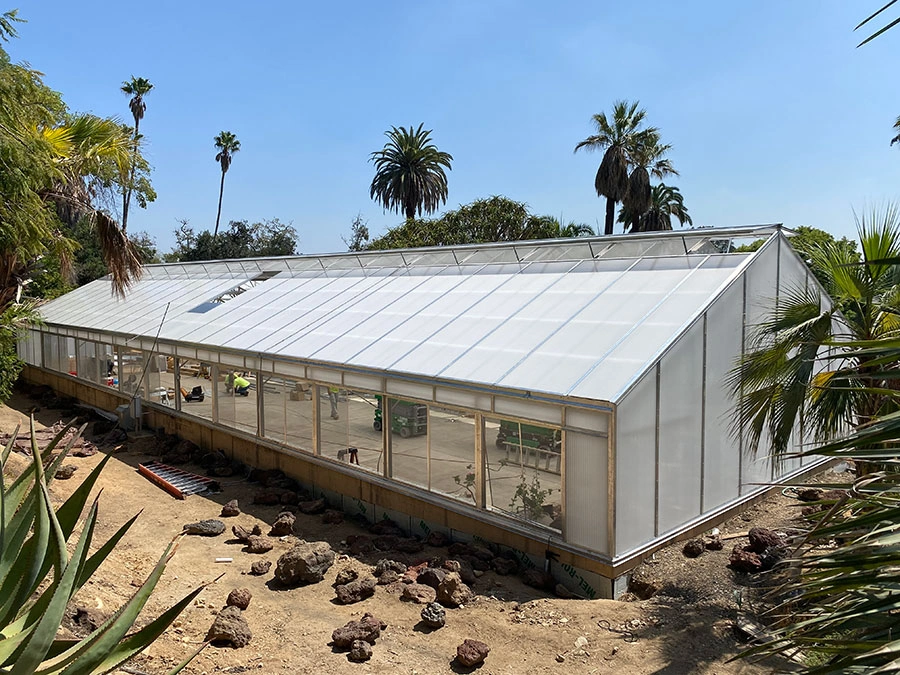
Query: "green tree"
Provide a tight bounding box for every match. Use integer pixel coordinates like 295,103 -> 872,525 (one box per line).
574,100 -> 657,236
367,196 -> 564,249
214,131 -> 240,237
343,214 -> 370,251
369,124 -> 453,221
120,76 -> 153,233
167,218 -> 297,261
618,183 -> 692,232
729,207 -> 900,461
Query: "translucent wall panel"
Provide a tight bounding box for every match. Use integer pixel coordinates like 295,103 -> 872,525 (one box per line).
741,243 -> 779,491
388,397 -> 428,489
656,322 -> 703,534
347,390 -> 384,473
217,367 -> 258,435
177,358 -> 213,420
484,416 -> 562,530
319,384 -> 348,460
565,429 -> 608,554
261,375 -> 314,452
615,371 -> 657,555
703,282 -> 743,511
429,406 -> 476,504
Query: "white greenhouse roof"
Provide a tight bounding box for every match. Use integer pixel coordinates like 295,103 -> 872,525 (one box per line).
38,227 -> 781,403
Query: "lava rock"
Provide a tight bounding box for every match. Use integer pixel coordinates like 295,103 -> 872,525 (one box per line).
682,538 -> 705,558
268,511 -> 296,537
206,606 -> 251,648
331,613 -> 387,648
370,519 -> 404,537
298,498 -> 326,515
252,488 -> 288,505
346,535 -> 374,555
796,487 -> 824,502
747,528 -> 784,553
54,464 -> 77,480
759,546 -> 787,571
275,541 -> 335,586
420,602 -> 446,628
491,556 -> 518,575
249,560 -> 271,575
226,588 -> 252,610
221,499 -> 241,517
402,583 -> 437,604
373,535 -> 400,551
348,639 -> 372,662
436,572 -> 472,607
442,559 -> 477,586
456,639 -> 490,667
335,576 -> 377,604
377,570 -> 401,585
245,535 -> 274,554
322,509 -> 344,524
417,567 -> 446,589
183,519 -> 225,536
395,537 -> 425,554
705,534 -> 724,551
335,568 -> 360,586
374,559 -> 407,577
231,524 -> 262,542
522,568 -> 554,590
729,545 -> 763,574
425,530 -> 450,547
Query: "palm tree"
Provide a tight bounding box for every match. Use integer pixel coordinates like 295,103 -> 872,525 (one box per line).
574,101 -> 655,236
120,77 -> 153,233
620,131 -> 678,232
891,115 -> 900,146
728,206 -> 900,460
619,184 -> 692,233
213,131 -> 240,237
369,124 -> 453,221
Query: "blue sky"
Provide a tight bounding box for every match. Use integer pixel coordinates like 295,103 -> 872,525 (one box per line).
11,1 -> 899,254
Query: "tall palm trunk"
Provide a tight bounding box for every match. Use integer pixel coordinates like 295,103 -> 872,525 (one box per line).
604,198 -> 615,236
121,117 -> 140,233
214,169 -> 226,237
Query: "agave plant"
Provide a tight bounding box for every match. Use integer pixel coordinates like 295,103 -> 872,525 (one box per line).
0,418 -> 207,674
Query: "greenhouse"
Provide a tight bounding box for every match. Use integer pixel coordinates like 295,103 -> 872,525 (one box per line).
17,224 -> 827,597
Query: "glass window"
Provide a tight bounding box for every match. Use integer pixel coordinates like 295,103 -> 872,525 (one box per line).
429,406 -> 476,504
347,390 -> 384,474
387,397 -> 428,489
176,358 -> 213,420
63,337 -> 76,375
217,367 -> 258,435
484,416 -> 562,530
261,375 -> 314,452
319,384 -> 348,461
76,340 -> 99,383
118,348 -> 146,397
98,344 -> 117,389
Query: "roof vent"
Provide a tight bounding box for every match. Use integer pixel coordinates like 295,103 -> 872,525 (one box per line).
188,270 -> 280,314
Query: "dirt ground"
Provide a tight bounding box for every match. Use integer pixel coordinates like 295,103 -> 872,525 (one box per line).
1,389 -> 828,675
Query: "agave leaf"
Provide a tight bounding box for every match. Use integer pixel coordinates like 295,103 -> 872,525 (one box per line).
161,641 -> 209,675
1,422 -> 20,464
7,498 -> 98,675
46,536 -> 183,675
4,420 -> 74,520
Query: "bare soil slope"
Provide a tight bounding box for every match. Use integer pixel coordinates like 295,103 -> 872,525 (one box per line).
2,390 -> 813,675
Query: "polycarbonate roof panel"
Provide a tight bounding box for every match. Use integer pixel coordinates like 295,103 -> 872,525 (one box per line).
39,240 -> 753,402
